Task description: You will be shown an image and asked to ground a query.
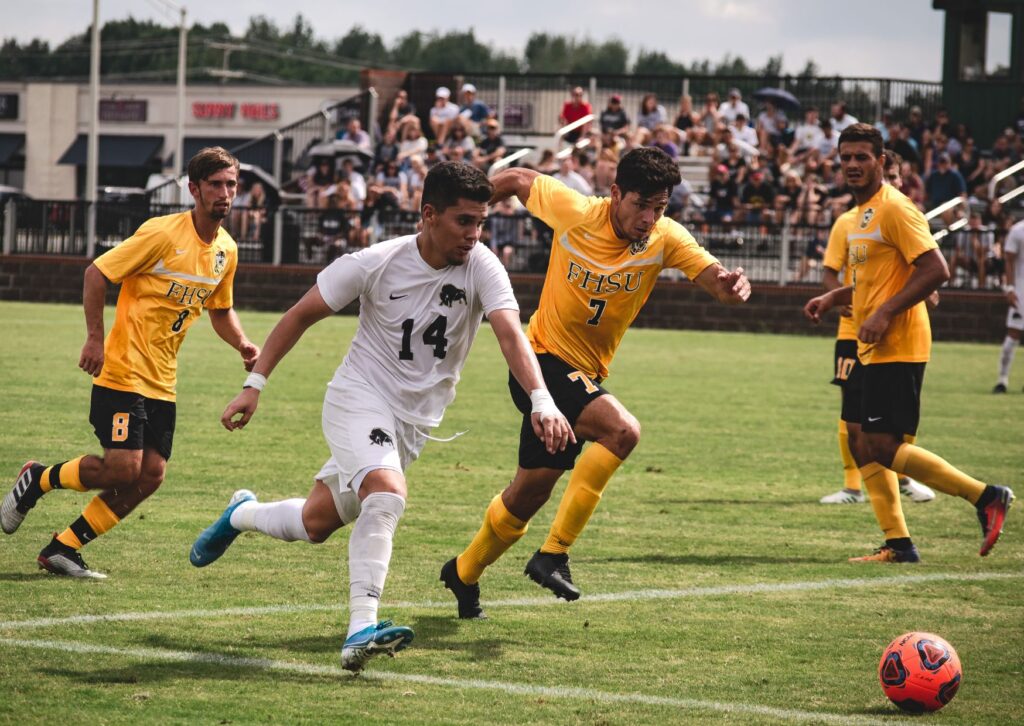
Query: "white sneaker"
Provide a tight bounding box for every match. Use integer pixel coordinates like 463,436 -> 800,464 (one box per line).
899,477 -> 935,502
819,488 -> 866,504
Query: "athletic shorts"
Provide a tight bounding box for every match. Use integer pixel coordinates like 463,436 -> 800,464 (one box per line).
831,339 -> 859,387
1007,305 -> 1024,332
89,384 -> 176,460
318,375 -> 427,518
844,362 -> 926,437
509,353 -> 609,470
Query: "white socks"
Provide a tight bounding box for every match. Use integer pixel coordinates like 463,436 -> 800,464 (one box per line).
230,499 -> 311,542
997,335 -> 1018,386
346,491 -> 406,637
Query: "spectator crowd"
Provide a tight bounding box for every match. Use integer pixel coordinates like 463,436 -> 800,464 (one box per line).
272,82 -> 1024,284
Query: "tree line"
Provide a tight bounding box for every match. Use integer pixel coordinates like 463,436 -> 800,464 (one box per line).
0,15 -> 815,84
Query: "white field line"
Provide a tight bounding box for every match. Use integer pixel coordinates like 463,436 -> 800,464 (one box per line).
0,636 -> 888,725
0,570 -> 1018,631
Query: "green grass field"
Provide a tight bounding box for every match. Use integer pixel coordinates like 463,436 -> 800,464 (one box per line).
0,300 -> 1020,725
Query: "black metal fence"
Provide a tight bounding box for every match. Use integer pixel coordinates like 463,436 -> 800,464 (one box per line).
6,198 -> 1008,291
406,73 -> 944,138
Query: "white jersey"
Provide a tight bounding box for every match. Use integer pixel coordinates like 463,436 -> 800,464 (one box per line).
1005,219 -> 1024,287
316,235 -> 518,427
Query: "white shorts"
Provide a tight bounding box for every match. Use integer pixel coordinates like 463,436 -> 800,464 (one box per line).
1007,305 -> 1024,332
316,375 -> 427,521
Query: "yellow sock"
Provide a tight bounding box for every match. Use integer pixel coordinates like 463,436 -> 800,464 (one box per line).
860,462 -> 910,540
838,420 -> 861,491
542,443 -> 623,555
456,494 -> 528,585
40,457 -> 87,493
891,444 -> 986,504
55,495 -> 121,550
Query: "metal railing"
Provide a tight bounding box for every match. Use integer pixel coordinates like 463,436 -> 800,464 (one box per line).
146,88 -> 379,206
407,73 -> 944,138
4,193 -> 1018,291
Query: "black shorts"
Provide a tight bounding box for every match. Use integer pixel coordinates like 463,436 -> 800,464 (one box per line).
831,339 -> 858,387
842,362 -> 925,437
509,353 -> 609,470
89,385 -> 176,460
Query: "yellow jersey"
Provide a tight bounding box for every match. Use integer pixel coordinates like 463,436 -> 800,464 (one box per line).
93,211 -> 238,401
525,175 -> 717,379
846,184 -> 936,365
823,209 -> 858,341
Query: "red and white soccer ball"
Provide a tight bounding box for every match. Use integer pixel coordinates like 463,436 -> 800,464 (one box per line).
879,631 -> 962,713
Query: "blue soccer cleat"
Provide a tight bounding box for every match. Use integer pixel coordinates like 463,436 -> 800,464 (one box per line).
341,619 -> 414,673
189,489 -> 256,567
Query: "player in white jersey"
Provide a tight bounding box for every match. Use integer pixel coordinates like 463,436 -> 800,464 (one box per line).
993,219 -> 1024,393
188,162 -> 574,673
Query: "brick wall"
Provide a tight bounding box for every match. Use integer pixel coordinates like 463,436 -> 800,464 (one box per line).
0,255 -> 1007,343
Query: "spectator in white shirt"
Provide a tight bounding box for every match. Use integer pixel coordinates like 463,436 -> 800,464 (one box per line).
720,88 -> 750,124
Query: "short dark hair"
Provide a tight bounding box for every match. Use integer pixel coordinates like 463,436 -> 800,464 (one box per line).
884,150 -> 903,170
421,161 -> 493,212
614,147 -> 681,197
188,146 -> 239,184
838,123 -> 884,157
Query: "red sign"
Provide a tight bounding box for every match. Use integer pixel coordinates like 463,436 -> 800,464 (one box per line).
241,103 -> 280,121
192,102 -> 236,119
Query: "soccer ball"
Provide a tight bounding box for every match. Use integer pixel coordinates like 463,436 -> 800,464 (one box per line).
879,631 -> 962,713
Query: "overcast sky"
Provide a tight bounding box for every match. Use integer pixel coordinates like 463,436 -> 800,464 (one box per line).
7,0 -> 947,80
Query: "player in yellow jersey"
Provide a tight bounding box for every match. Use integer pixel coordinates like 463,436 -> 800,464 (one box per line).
804,124 -> 1014,562
441,148 -> 751,616
1,147 -> 259,578
819,152 -> 935,505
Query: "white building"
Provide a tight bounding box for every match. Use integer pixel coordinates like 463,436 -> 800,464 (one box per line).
0,81 -> 360,199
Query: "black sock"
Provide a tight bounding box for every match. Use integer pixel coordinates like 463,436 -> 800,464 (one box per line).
886,537 -> 914,551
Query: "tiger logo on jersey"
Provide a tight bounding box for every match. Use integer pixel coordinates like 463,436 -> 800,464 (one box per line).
439,284 -> 467,307
214,250 -> 226,276
859,208 -> 875,229
629,238 -> 649,255
369,428 -> 394,447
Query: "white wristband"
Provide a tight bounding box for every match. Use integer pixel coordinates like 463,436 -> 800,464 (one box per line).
529,388 -> 559,418
243,372 -> 267,391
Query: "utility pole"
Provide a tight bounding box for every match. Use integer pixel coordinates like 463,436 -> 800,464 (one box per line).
85,0 -> 100,258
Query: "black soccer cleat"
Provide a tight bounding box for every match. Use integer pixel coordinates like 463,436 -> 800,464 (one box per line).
992,383 -> 1008,394
2,461 -> 45,535
37,536 -> 107,579
440,557 -> 487,619
524,550 -> 581,601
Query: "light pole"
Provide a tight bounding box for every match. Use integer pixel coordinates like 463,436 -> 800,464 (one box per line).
85,0 -> 100,258
175,4 -> 187,180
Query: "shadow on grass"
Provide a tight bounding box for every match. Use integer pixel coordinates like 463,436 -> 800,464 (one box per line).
596,552 -> 838,566
407,614 -> 506,662
655,499 -> 818,506
0,572 -> 52,582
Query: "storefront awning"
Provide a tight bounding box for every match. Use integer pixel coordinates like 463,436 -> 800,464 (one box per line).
168,136 -> 293,170
58,134 -> 164,166
0,133 -> 25,166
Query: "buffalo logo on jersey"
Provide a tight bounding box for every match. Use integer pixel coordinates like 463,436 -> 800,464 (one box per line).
860,208 -> 875,229
439,284 -> 467,307
566,260 -> 644,294
213,250 -> 226,276
369,428 -> 394,447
